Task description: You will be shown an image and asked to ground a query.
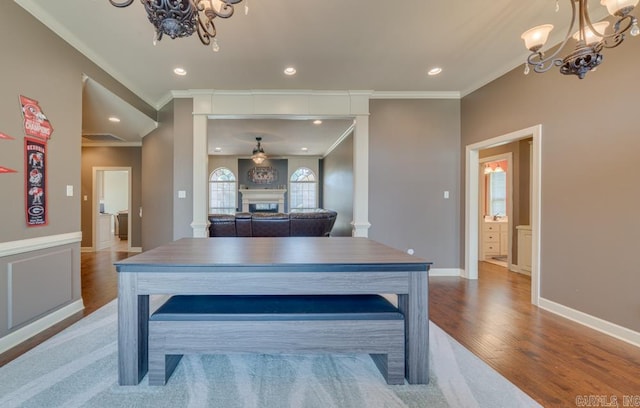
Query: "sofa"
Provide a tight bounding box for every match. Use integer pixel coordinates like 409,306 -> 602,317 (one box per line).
208,210 -> 337,237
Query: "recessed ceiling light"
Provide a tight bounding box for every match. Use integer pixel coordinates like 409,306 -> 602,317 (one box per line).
428,67 -> 443,76
313,120 -> 322,125
301,147 -> 309,152
284,67 -> 297,76
108,116 -> 120,123
214,147 -> 222,152
174,67 -> 187,76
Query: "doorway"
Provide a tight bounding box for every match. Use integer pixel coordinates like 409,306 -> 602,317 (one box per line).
465,125 -> 541,305
92,167 -> 132,252
479,153 -> 512,269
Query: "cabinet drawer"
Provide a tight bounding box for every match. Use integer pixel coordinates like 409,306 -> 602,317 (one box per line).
483,242 -> 500,254
484,233 -> 499,242
483,223 -> 501,232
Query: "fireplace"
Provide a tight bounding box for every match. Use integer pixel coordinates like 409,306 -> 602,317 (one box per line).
239,189 -> 287,213
249,203 -> 278,213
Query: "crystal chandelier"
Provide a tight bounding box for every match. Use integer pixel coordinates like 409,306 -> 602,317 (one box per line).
251,137 -> 267,164
521,0 -> 639,79
109,0 -> 246,51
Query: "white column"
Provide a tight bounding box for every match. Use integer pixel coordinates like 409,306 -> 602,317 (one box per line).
351,114 -> 371,237
191,113 -> 209,237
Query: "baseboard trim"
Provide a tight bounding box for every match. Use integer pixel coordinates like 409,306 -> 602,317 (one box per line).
429,268 -> 463,277
0,299 -> 85,354
0,232 -> 82,258
81,246 -> 142,253
539,298 -> 640,348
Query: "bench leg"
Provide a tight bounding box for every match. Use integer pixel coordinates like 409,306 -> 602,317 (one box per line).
370,351 -> 405,385
149,351 -> 183,386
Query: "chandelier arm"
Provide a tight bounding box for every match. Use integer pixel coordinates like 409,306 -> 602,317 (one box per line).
527,53 -> 565,73
195,0 -> 237,19
108,0 -> 134,7
526,0 -> 578,72
582,1 -> 636,49
196,16 -> 215,45
603,15 -> 636,48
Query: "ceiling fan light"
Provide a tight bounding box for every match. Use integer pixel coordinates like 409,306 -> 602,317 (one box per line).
572,21 -> 610,44
601,0 -> 639,16
521,24 -> 554,52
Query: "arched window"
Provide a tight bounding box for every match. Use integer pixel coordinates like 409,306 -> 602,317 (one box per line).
209,167 -> 237,214
289,167 -> 317,211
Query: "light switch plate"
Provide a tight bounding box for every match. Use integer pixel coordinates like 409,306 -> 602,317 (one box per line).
66,185 -> 73,197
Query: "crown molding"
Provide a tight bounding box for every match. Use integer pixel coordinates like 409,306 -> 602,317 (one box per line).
323,123 -> 355,158
371,91 -> 460,99
15,0 -> 158,108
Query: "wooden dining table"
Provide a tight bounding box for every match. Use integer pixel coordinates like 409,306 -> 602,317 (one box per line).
115,237 -> 431,385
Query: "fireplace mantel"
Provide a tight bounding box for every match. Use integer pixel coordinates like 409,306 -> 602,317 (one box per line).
239,189 -> 287,213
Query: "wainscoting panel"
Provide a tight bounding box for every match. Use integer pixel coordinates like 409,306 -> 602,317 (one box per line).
7,248 -> 73,330
0,233 -> 82,354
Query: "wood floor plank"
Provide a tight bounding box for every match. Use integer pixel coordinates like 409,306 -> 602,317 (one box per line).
430,261 -> 640,407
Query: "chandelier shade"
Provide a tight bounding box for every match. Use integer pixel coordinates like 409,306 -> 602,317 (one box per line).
251,137 -> 267,164
521,0 -> 639,79
109,0 -> 244,49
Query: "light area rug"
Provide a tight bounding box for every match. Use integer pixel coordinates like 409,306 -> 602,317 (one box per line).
0,299 -> 541,408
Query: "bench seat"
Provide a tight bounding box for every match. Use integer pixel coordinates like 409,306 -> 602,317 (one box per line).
148,295 -> 405,385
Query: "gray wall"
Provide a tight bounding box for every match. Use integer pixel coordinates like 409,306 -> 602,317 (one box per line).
142,102 -> 175,251
321,133 -> 354,237
81,147 -> 143,248
369,99 -> 461,268
0,1 -> 152,345
461,34 -> 640,331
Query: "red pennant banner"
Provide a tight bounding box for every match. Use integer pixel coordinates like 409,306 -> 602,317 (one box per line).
0,166 -> 18,174
0,132 -> 15,140
20,95 -> 53,141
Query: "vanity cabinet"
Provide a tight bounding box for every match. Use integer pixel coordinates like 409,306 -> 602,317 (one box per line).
482,221 -> 508,258
517,225 -> 532,274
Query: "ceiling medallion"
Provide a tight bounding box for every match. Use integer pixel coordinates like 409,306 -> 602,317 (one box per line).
521,0 -> 639,79
109,0 -> 245,51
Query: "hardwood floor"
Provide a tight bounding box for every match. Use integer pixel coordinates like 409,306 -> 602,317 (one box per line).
430,261 -> 640,407
1,254 -> 639,407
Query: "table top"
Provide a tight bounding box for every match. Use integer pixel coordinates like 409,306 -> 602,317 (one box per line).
115,237 -> 430,273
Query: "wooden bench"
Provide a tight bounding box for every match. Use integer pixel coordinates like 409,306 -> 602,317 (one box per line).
148,294 -> 405,385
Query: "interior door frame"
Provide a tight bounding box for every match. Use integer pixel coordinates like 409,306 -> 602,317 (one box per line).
465,125 -> 541,305
92,166 -> 132,251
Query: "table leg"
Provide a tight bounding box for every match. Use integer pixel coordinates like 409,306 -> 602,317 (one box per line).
118,272 -> 149,385
398,271 -> 429,384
